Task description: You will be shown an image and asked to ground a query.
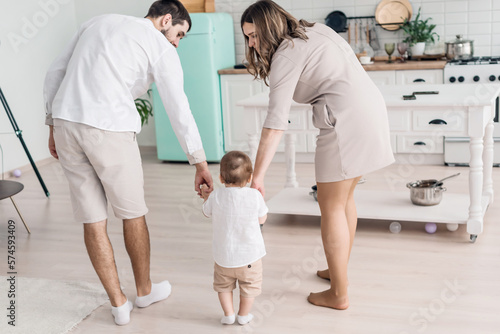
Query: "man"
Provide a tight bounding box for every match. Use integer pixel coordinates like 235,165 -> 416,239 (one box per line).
43,0 -> 213,326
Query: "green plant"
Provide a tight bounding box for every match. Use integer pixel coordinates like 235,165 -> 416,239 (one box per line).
400,7 -> 439,46
135,89 -> 153,126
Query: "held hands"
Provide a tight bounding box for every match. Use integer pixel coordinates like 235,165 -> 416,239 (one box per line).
251,177 -> 265,198
200,185 -> 211,201
48,126 -> 58,160
194,161 -> 213,198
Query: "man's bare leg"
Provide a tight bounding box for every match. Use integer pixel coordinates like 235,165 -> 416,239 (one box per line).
123,216 -> 151,296
84,219 -> 127,307
125,215 -> 171,308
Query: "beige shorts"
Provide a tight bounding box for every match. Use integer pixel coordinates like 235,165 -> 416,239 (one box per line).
53,119 -> 148,223
213,259 -> 263,298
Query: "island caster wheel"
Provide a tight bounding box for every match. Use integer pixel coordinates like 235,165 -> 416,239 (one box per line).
446,223 -> 459,232
470,234 -> 477,243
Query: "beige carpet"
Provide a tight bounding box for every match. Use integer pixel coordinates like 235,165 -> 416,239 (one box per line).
0,276 -> 108,334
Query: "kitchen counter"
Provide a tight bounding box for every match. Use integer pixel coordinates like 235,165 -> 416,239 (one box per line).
363,60 -> 447,71
238,84 -> 499,241
218,60 -> 447,74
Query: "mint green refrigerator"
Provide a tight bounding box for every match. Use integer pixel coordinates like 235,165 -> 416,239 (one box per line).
153,13 -> 235,162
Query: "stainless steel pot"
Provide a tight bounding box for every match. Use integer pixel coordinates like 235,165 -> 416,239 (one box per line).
445,35 -> 474,60
406,180 -> 447,206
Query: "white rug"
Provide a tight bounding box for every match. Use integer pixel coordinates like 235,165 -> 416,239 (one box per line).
0,276 -> 108,334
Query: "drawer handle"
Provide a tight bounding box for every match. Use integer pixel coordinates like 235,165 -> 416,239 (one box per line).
429,119 -> 447,125
413,78 -> 426,83
288,120 -> 291,123
413,141 -> 426,146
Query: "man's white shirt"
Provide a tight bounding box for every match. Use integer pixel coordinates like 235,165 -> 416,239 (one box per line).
44,14 -> 205,164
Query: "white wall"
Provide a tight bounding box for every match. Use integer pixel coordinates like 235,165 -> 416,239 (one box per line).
0,0 -> 78,173
216,0 -> 500,64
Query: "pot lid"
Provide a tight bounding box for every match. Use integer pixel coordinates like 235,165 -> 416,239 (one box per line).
446,34 -> 473,45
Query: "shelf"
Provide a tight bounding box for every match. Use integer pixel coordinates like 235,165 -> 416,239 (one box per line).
266,187 -> 490,224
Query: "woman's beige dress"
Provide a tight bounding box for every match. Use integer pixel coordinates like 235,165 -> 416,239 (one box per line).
264,23 -> 395,182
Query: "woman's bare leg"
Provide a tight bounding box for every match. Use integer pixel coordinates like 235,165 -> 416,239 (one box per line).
308,177 -> 361,309
317,176 -> 361,280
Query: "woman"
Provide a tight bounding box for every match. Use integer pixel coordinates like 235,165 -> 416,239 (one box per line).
241,0 -> 394,310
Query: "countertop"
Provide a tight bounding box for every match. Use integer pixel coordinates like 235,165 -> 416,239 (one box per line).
218,60 -> 447,75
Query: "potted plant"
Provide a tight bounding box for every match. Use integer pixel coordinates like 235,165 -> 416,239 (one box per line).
400,7 -> 439,56
135,89 -> 153,126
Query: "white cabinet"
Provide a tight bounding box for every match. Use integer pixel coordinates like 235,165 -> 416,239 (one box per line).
221,74 -> 312,153
367,69 -> 443,85
223,69 -> 445,156
221,74 -> 268,152
367,71 -> 396,85
396,69 -> 444,84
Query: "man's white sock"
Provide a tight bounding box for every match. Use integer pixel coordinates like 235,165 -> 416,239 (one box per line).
135,280 -> 172,308
221,314 -> 235,325
111,300 -> 133,326
237,313 -> 254,325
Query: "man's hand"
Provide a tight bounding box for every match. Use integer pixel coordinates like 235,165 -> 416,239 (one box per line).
48,126 -> 58,159
201,185 -> 210,202
194,161 -> 213,197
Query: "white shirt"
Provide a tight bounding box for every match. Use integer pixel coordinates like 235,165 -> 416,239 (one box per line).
43,14 -> 205,164
203,187 -> 268,268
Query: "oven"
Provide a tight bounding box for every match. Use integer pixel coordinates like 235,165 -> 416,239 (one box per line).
443,57 -> 500,166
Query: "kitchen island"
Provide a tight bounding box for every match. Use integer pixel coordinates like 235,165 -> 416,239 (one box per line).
237,84 -> 499,242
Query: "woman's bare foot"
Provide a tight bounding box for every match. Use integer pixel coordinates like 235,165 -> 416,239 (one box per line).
307,289 -> 349,310
316,269 -> 330,280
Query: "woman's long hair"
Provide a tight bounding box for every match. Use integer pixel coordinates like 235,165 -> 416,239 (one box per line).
241,0 -> 314,85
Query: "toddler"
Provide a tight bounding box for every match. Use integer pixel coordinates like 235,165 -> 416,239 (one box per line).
202,151 -> 268,325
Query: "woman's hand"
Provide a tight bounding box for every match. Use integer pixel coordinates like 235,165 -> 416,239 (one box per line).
251,177 -> 265,198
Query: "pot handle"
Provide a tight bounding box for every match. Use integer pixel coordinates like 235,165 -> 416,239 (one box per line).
434,186 -> 447,193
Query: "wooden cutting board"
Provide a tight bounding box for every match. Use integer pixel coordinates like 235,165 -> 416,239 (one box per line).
180,0 -> 215,13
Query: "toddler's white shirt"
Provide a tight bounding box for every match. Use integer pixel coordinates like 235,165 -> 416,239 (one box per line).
203,187 -> 268,268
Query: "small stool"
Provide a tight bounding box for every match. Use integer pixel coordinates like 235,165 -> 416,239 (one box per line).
0,180 -> 31,233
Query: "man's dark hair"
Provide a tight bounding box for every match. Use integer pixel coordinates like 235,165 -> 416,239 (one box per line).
146,0 -> 192,31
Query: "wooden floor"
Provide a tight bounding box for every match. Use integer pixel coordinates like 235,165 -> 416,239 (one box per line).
1,147 -> 500,334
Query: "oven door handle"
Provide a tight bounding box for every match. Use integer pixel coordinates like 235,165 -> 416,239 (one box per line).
429,119 -> 447,125
495,96 -> 499,123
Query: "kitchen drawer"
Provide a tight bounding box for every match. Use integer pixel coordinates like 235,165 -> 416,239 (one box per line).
395,69 -> 443,84
390,133 -> 397,153
287,109 -> 308,130
367,70 -> 396,85
387,110 -> 411,131
397,135 -> 444,154
412,110 -> 467,134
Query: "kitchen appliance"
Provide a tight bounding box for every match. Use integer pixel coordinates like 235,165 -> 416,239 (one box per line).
445,35 -> 474,60
443,56 -> 500,166
153,13 -> 235,162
